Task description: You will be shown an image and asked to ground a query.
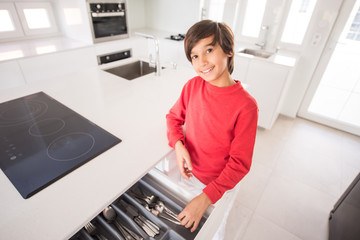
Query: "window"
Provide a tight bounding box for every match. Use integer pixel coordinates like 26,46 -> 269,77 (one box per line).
208,0 -> 226,22
0,3 -> 24,39
202,0 -> 319,51
15,2 -> 58,36
346,6 -> 360,41
280,0 -> 318,45
0,2 -> 58,40
0,10 -> 15,32
203,0 -> 240,29
242,0 -> 267,38
23,8 -> 51,29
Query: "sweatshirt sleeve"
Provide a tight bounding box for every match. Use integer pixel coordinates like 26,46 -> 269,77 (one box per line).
166,81 -> 190,148
203,106 -> 258,203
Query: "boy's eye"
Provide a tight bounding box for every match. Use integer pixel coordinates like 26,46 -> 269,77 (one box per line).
191,55 -> 198,60
206,48 -> 213,54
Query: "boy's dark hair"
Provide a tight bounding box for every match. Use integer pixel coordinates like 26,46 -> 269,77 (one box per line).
184,20 -> 234,74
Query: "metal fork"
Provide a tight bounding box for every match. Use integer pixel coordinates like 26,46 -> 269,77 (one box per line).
84,222 -> 108,240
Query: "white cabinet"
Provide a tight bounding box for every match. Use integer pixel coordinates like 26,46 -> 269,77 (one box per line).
159,38 -> 180,64
232,55 -> 250,83
233,55 -> 291,129
0,46 -> 97,89
0,60 -> 26,90
18,46 -> 97,83
158,38 -> 191,68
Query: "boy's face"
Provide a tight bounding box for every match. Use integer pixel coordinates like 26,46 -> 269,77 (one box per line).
190,36 -> 233,87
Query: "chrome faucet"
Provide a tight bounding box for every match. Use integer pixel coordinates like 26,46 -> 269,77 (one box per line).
255,25 -> 269,50
135,32 -> 161,76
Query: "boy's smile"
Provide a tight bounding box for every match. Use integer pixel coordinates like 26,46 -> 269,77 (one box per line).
201,66 -> 214,74
190,36 -> 235,87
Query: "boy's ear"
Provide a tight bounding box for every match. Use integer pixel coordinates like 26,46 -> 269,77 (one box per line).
227,47 -> 234,57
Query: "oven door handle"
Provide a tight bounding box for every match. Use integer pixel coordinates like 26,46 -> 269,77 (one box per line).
91,12 -> 125,17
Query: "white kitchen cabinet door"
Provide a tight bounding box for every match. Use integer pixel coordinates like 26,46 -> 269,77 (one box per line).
159,38 -> 179,64
246,60 -> 290,129
232,55 -> 250,83
159,38 -> 191,68
18,47 -> 97,83
0,60 -> 26,90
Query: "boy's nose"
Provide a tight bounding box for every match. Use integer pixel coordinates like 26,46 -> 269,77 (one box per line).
199,55 -> 207,65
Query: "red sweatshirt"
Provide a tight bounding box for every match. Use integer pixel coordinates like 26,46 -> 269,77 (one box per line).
166,76 -> 258,203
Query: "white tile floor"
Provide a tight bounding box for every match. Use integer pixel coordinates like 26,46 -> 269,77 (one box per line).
225,115 -> 360,240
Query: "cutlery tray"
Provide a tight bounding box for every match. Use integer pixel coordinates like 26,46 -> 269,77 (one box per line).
70,174 -> 207,240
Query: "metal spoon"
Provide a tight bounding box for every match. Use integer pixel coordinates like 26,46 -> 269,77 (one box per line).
154,201 -> 179,222
145,204 -> 181,225
130,191 -> 179,223
103,206 -> 143,240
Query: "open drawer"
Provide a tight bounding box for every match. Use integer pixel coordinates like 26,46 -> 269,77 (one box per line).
70,175 -> 207,240
70,151 -> 227,240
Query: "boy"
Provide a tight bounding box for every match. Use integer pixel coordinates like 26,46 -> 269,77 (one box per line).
166,20 -> 258,236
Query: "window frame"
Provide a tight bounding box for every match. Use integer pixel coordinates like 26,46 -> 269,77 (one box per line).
277,0 -> 320,51
0,1 -> 59,41
0,3 -> 24,39
209,0 -> 320,52
15,2 -> 58,36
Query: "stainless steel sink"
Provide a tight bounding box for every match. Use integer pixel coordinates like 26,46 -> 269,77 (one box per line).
104,60 -> 160,80
238,48 -> 273,59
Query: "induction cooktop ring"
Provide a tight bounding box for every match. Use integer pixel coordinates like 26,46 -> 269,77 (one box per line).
47,132 -> 95,161
0,100 -> 48,127
29,118 -> 66,137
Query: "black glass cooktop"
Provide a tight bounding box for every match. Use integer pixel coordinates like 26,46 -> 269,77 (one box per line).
0,92 -> 121,199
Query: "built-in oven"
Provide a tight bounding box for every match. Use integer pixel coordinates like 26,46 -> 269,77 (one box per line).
87,0 -> 129,43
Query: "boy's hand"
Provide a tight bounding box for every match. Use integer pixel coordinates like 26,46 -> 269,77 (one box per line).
177,193 -> 212,232
174,140 -> 193,179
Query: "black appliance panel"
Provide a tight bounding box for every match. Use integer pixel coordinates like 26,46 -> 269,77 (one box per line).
0,92 -> 121,199
92,15 -> 127,38
87,1 -> 129,43
89,3 -> 125,12
329,172 -> 360,240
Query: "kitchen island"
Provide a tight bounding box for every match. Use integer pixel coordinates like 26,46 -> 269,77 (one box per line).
0,64 -> 196,239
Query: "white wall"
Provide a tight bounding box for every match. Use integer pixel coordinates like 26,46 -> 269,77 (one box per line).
143,0 -> 201,33
55,0 -> 93,43
127,0 -> 147,30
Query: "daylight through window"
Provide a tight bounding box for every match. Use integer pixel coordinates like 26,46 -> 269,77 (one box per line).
242,0 -> 267,38
0,2 -> 58,40
23,8 -> 51,29
346,6 -> 360,41
0,10 -> 14,32
281,0 -> 318,45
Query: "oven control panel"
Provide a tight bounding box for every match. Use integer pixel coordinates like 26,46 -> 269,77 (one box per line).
97,49 -> 131,65
89,3 -> 125,13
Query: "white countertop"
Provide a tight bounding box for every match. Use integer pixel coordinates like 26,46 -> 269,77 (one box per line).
0,37 -> 91,62
235,42 -> 299,67
0,64 -> 195,239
